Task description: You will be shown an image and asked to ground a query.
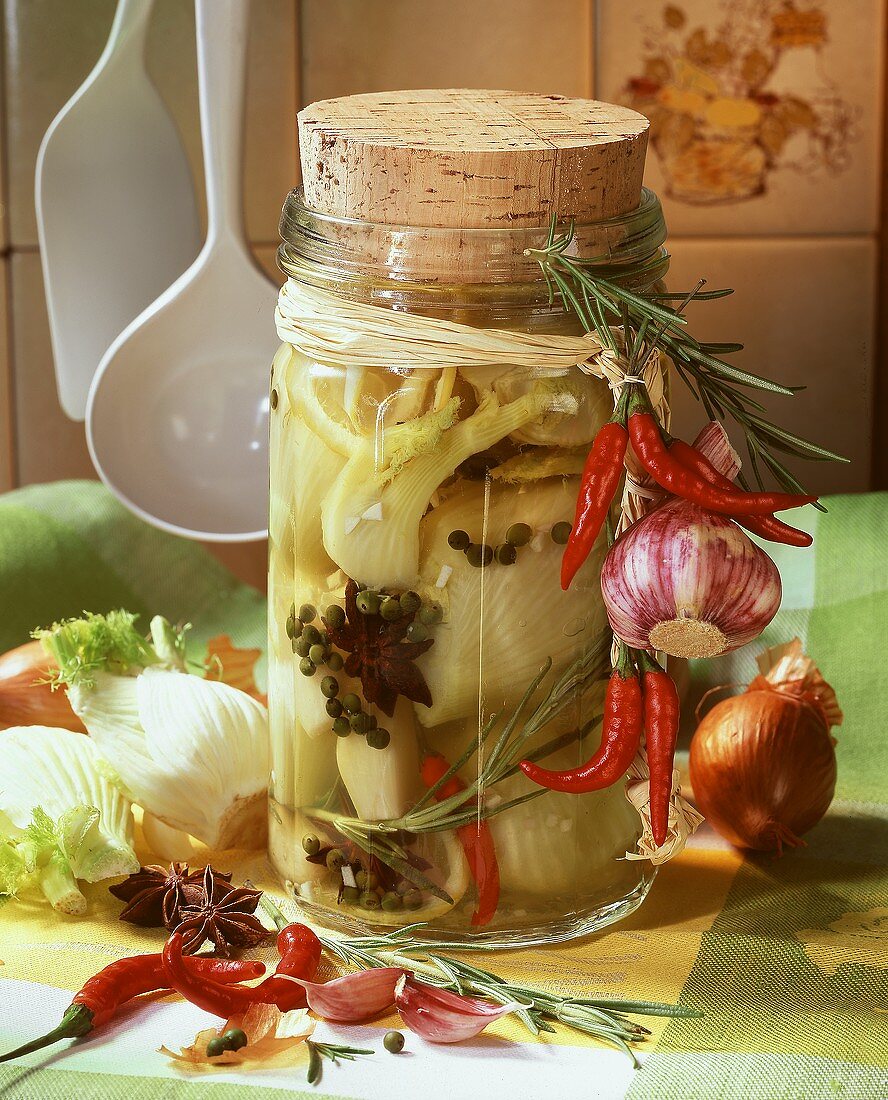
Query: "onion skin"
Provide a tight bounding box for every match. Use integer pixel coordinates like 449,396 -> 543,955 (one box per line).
689,691 -> 837,853
0,641 -> 85,733
601,499 -> 782,659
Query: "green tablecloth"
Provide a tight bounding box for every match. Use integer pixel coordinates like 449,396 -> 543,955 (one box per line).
0,481 -> 885,1100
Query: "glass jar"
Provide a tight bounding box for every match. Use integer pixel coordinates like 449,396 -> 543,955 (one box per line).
268,187 -> 669,945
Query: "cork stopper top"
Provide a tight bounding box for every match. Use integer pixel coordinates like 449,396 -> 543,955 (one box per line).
298,89 -> 650,229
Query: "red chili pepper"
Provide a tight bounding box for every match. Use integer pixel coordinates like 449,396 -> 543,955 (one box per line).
638,651 -> 681,847
627,392 -> 816,516
520,643 -> 642,793
253,923 -> 322,1010
667,439 -> 813,547
421,753 -> 501,927
162,933 -> 268,1018
561,389 -> 630,591
0,953 -> 264,1063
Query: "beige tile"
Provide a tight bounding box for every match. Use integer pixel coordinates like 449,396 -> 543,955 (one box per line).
0,259 -> 12,490
664,236 -> 875,495
253,243 -> 284,286
596,0 -> 884,235
10,251 -> 95,485
3,0 -> 297,247
300,0 -> 593,105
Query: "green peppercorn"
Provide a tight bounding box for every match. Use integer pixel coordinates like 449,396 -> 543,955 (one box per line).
301,624 -> 321,646
206,1036 -> 227,1058
326,697 -> 343,718
551,521 -> 572,545
340,885 -> 360,904
505,522 -> 532,547
298,603 -> 317,624
419,602 -> 443,626
465,543 -> 493,568
309,643 -> 327,665
326,651 -> 344,672
356,590 -> 381,615
360,890 -> 380,910
341,693 -> 362,714
326,848 -> 346,871
447,529 -> 471,551
381,891 -> 403,912
405,621 -> 429,643
400,591 -> 422,614
320,676 -> 339,699
403,890 -> 423,910
302,833 -> 320,856
350,712 -> 376,734
332,717 -> 350,736
367,727 -> 390,750
384,1030 -> 405,1053
379,596 -> 402,621
494,543 -> 517,565
222,1028 -> 248,1052
285,613 -> 298,639
356,870 -> 379,890
299,657 -> 316,677
323,604 -> 345,630
294,636 -> 311,658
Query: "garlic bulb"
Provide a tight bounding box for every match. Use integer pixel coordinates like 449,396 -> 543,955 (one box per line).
601,498 -> 782,659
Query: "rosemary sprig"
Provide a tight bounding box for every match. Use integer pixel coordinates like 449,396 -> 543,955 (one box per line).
305,1039 -> 373,1085
308,633 -> 610,887
314,923 -> 703,1065
526,218 -> 848,499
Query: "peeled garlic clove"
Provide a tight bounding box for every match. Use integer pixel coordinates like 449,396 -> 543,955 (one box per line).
279,967 -> 404,1022
601,499 -> 782,659
395,975 -> 519,1043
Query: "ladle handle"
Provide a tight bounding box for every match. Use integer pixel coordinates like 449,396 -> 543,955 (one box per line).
195,0 -> 250,247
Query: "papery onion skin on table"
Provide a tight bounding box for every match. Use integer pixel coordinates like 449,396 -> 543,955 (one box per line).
601,498 -> 782,660
689,639 -> 840,853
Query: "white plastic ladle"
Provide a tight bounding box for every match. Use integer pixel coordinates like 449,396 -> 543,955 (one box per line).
87,0 -> 278,542
36,0 -> 202,420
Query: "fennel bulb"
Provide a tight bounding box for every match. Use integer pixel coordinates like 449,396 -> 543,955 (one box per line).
40,612 -> 270,851
0,726 -> 138,913
415,478 -> 610,726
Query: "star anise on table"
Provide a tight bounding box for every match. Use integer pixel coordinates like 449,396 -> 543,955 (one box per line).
326,579 -> 434,718
109,863 -> 232,928
173,866 -> 270,956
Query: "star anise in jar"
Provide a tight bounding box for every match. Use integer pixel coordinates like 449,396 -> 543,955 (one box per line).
173,866 -> 270,955
109,863 -> 232,928
326,579 -> 434,718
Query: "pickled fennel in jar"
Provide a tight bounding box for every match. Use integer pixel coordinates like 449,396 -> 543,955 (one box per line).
268,90 -> 667,944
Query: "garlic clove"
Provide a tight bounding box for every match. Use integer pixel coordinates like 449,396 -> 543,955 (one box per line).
277,967 -> 404,1022
394,975 -> 519,1043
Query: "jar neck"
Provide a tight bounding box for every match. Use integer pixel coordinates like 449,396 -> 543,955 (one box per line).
277,187 -> 669,318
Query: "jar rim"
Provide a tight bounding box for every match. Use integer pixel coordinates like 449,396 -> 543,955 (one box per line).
278,186 -> 668,288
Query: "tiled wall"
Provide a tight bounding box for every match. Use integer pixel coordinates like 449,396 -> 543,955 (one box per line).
0,0 -> 883,588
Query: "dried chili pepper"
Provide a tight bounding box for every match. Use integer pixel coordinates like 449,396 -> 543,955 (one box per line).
638,651 -> 681,847
162,932 -> 268,1018
421,753 -> 501,927
627,390 -> 816,516
0,953 -> 264,1063
520,642 -> 642,793
561,388 -> 630,591
667,439 -> 813,548
252,922 -> 322,1010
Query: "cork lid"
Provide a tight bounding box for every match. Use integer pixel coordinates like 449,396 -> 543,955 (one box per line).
298,89 -> 650,229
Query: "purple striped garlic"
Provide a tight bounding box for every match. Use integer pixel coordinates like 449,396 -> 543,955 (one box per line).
600,497 -> 782,659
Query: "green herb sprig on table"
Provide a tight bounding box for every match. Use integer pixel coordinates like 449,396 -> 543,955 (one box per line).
312,922 -> 702,1066
308,634 -> 611,903
306,1040 -> 373,1086
525,217 -> 847,502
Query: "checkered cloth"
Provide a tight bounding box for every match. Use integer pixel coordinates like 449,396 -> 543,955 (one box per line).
0,482 -> 885,1099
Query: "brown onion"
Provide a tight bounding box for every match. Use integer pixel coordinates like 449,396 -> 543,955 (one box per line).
0,640 -> 85,732
689,639 -> 841,852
